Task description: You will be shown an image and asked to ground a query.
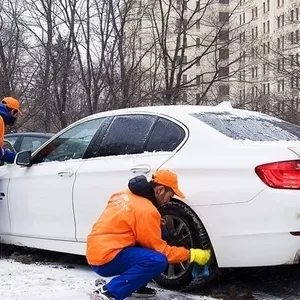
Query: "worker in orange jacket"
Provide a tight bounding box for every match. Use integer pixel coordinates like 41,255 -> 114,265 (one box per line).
86,169 -> 211,300
0,97 -> 22,163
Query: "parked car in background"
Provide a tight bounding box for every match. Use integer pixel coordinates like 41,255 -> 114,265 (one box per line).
5,132 -> 54,153
1,103 -> 300,290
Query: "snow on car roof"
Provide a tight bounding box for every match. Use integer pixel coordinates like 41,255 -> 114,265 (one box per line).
83,102 -> 272,121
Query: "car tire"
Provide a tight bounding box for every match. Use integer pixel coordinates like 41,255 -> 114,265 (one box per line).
155,200 -> 218,291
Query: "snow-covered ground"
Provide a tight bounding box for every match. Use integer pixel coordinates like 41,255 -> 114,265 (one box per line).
0,259 -> 216,300
1,250 -> 300,300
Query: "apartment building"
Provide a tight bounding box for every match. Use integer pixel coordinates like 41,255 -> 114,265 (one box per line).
129,0 -> 232,105
232,0 -> 300,118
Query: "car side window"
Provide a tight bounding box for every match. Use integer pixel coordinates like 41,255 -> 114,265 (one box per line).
34,118 -> 105,163
145,117 -> 186,152
5,136 -> 18,147
98,114 -> 157,156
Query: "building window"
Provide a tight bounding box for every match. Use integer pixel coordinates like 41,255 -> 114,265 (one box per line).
182,74 -> 187,83
277,79 -> 285,92
219,67 -> 229,77
252,86 -> 258,97
240,89 -> 246,102
278,58 -> 283,71
263,63 -> 267,74
176,56 -> 187,65
176,0 -> 188,10
219,30 -> 229,41
277,0 -> 284,7
291,32 -> 294,44
219,48 -> 229,60
197,75 -> 204,86
277,15 -> 285,28
219,12 -> 229,23
219,85 -> 229,96
183,36 -> 187,47
239,32 -> 245,43
176,18 -> 187,30
251,66 -> 258,78
252,7 -> 258,20
290,54 -> 294,67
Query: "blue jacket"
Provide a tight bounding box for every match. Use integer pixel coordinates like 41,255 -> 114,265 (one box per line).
0,104 -> 16,163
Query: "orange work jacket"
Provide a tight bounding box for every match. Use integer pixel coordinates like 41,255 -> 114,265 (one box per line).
0,117 -> 5,146
86,189 -> 190,266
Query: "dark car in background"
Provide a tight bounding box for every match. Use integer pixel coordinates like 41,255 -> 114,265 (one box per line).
5,132 -> 54,153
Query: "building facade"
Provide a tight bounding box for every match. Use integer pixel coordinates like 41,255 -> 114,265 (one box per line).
231,0 -> 300,121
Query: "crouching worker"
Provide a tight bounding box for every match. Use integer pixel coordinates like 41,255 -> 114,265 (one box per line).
86,170 -> 211,300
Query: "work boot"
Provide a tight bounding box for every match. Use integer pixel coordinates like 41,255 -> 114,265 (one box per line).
93,285 -> 115,300
132,286 -> 157,298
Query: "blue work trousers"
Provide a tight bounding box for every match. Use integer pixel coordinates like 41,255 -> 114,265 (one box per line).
91,246 -> 168,300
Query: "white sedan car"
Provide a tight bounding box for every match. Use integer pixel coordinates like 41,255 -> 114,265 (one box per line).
1,103 -> 300,289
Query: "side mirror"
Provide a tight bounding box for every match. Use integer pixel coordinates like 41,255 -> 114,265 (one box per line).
16,151 -> 32,166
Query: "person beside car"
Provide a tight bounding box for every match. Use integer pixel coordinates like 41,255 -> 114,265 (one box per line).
86,169 -> 211,300
0,97 -> 22,163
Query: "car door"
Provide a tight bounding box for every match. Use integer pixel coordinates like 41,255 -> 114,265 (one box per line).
73,113 -> 188,242
7,116 -> 107,240
0,166 -> 11,234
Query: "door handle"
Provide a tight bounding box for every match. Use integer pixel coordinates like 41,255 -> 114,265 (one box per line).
130,165 -> 151,174
58,169 -> 74,177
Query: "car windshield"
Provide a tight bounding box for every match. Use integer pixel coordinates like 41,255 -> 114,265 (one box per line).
191,111 -> 300,141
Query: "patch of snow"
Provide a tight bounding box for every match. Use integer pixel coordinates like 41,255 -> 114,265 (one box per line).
240,140 -> 300,147
215,101 -> 233,110
0,259 -> 217,300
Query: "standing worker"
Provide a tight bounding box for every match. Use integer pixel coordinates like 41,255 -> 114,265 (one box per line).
86,169 -> 211,300
0,96 -> 22,163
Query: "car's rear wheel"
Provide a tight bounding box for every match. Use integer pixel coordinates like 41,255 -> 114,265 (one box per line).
155,200 -> 218,291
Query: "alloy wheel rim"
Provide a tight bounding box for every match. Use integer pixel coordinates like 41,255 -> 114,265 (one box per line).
161,214 -> 193,280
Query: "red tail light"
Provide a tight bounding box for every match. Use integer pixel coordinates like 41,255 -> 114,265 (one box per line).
255,160 -> 300,189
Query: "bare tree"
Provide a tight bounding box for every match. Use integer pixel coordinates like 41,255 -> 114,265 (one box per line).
134,0 -> 246,105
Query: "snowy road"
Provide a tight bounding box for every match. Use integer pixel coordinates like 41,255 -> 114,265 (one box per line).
0,259 -> 215,300
1,245 -> 300,300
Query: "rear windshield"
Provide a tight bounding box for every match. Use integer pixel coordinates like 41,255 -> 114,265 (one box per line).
191,111 -> 300,141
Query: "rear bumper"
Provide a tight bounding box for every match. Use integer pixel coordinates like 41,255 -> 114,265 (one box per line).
194,188 -> 300,268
